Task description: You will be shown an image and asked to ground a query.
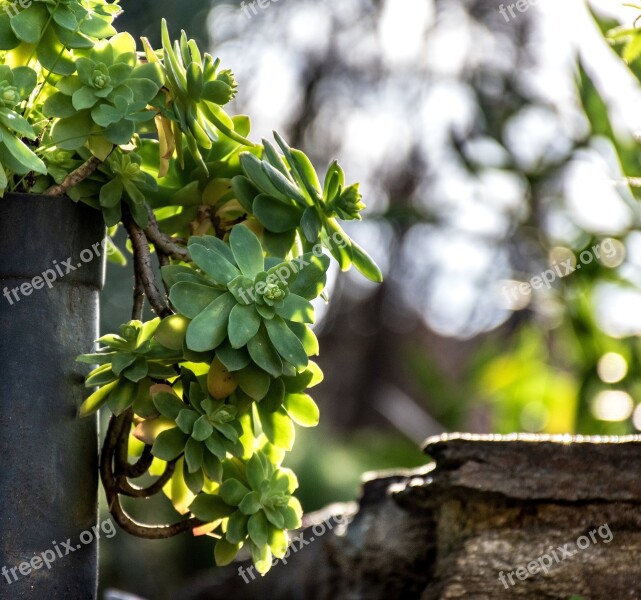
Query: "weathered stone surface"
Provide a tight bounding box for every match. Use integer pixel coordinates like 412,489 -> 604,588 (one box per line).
177,434 -> 641,599
422,433 -> 641,501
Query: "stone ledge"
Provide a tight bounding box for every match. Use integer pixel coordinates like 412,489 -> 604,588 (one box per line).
177,434 -> 641,600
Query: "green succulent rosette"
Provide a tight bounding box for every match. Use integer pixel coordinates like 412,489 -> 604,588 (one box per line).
150,19 -> 251,174
77,318 -> 180,417
43,31 -> 164,154
54,8 -> 384,580
166,225 -> 328,377
190,451 -> 302,574
0,65 -> 46,189
232,133 -> 382,282
147,376 -> 245,495
98,150 -> 158,227
0,0 -> 119,75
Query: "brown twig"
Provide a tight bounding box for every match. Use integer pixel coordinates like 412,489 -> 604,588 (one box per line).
109,499 -> 204,539
113,411 -> 177,497
114,410 -> 135,487
100,414 -> 205,539
100,413 -> 129,504
123,209 -> 172,318
132,273 -> 145,321
144,207 -> 189,261
116,460 -> 177,498
122,444 -> 154,479
43,156 -> 102,196
155,249 -> 172,297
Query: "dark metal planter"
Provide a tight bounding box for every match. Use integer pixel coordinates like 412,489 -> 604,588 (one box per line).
0,194 -> 105,599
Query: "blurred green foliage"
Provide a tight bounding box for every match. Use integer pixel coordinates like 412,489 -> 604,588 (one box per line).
97,0 -> 641,596
463,9 -> 641,438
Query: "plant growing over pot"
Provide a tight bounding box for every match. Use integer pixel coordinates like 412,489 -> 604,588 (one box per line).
0,0 -> 382,575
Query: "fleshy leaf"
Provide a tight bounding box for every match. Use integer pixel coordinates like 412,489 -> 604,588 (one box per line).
264,317 -> 309,369
228,303 -> 261,349
186,293 -> 236,352
153,427 -> 189,461
283,393 -> 320,427
170,281 -> 224,319
247,326 -> 283,377
79,380 -> 119,417
215,538 -> 242,566
230,225 -> 264,278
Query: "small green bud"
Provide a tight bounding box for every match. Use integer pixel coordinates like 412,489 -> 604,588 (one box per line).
120,324 -> 139,343
333,184 -> 365,220
51,150 -> 69,164
270,493 -> 289,508
263,283 -> 285,302
0,86 -> 19,108
215,406 -> 236,423
91,68 -> 111,90
124,163 -> 141,177
216,70 -> 236,90
201,69 -> 237,105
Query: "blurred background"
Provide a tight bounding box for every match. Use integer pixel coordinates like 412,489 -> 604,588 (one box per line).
99,0 -> 641,596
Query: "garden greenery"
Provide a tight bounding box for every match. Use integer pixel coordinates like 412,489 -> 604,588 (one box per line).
0,0 -> 382,574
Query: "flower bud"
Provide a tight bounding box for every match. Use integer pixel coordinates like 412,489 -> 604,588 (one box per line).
264,282 -> 285,302
270,493 -> 289,508
0,85 -> 19,108
333,184 -> 365,220
124,163 -> 141,177
91,67 -> 111,90
202,69 -> 237,105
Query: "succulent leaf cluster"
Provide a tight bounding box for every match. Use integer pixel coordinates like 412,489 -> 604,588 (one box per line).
233,133 -> 382,281
191,452 -> 302,572
0,66 -> 45,182
0,0 -> 381,576
79,218 -> 336,573
43,32 -> 164,154
0,0 -> 119,76
168,225 -> 327,376
77,319 -> 180,417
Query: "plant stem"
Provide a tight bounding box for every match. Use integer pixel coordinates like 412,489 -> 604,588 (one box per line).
117,460 -> 177,498
121,444 -> 154,479
144,207 -> 189,261
113,411 -> 177,498
100,414 -> 205,539
132,273 -> 145,321
123,210 -> 172,318
43,156 -> 102,196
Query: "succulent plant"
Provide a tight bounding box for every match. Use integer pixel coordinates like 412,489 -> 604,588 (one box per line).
151,19 -> 251,174
0,0 -> 382,576
41,149 -> 84,185
167,225 -> 328,377
190,452 -> 302,574
44,32 -> 164,154
77,319 -> 180,416
232,133 -> 382,282
0,0 -> 119,75
147,379 -> 245,494
98,150 -> 158,227
0,65 -> 46,186
329,182 -> 366,221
